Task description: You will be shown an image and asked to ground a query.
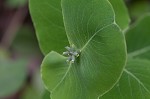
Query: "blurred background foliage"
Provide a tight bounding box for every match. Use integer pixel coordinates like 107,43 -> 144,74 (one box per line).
0,0 -> 150,99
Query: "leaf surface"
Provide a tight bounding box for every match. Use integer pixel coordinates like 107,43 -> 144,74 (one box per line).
29,0 -> 69,55
100,14 -> 150,98
100,59 -> 150,99
29,0 -> 129,55
109,0 -> 130,30
126,14 -> 150,59
41,0 -> 126,99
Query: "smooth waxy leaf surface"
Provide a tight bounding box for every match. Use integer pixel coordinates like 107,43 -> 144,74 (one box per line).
29,0 -> 129,55
109,0 -> 130,30
100,59 -> 150,99
41,0 -> 126,99
100,15 -> 150,98
0,56 -> 27,97
29,0 -> 68,55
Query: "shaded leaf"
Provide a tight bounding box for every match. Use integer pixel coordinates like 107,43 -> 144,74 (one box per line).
29,0 -> 69,55
109,0 -> 130,30
129,1 -> 150,20
126,14 -> 150,59
11,26 -> 41,57
42,90 -> 50,99
100,59 -> 150,99
100,14 -> 150,98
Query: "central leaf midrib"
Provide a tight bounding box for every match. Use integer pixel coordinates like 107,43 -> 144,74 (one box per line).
81,22 -> 114,51
124,69 -> 150,94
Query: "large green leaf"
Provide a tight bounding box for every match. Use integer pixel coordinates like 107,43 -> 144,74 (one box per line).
41,0 -> 126,99
100,59 -> 150,99
126,14 -> 150,59
0,57 -> 27,98
109,0 -> 130,30
100,14 -> 150,98
29,0 -> 69,55
29,0 -> 129,55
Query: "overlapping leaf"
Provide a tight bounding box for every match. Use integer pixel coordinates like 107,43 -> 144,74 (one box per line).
100,14 -> 150,98
29,0 -> 68,55
29,0 -> 129,55
109,0 -> 130,30
100,59 -> 150,99
127,14 -> 150,59
41,0 -> 126,99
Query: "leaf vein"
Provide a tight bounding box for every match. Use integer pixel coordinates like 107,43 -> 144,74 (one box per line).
51,63 -> 72,93
81,23 -> 114,51
128,46 -> 150,58
124,69 -> 150,94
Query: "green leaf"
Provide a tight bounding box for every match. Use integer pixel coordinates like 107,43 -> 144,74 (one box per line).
100,14 -> 150,98
100,59 -> 150,99
109,0 -> 130,30
0,57 -> 27,97
42,90 -> 50,99
29,0 -> 69,55
29,0 -> 129,55
41,0 -> 126,99
129,1 -> 150,20
126,14 -> 150,59
11,26 -> 41,57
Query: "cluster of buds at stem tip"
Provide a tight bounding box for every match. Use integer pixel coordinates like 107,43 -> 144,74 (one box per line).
63,46 -> 80,63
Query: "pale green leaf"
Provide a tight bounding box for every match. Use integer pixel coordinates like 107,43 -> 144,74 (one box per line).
41,0 -> 126,99
109,0 -> 130,30
29,0 -> 69,55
